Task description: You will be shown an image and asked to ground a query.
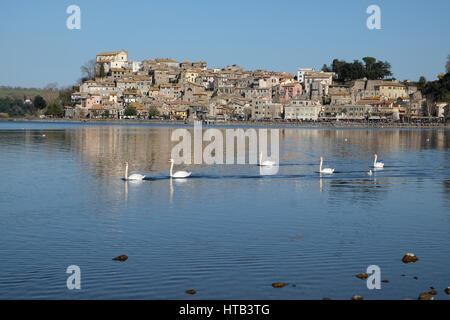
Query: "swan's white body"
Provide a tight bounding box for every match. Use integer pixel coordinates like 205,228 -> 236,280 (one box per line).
259,152 -> 276,167
124,162 -> 145,181
169,159 -> 191,178
319,157 -> 335,174
373,154 -> 384,168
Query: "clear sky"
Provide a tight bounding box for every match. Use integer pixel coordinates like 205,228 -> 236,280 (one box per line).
1,0 -> 449,88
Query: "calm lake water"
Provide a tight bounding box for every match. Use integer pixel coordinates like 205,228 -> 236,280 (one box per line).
0,121 -> 449,300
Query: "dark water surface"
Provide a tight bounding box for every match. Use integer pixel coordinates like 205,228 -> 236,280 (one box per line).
0,122 -> 449,299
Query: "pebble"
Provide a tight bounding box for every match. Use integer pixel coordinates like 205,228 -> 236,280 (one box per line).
272,282 -> 289,288
445,287 -> 450,295
112,255 -> 128,261
429,289 -> 438,296
356,273 -> 368,280
352,295 -> 364,300
381,280 -> 390,283
186,289 -> 196,295
418,292 -> 434,300
402,253 -> 419,263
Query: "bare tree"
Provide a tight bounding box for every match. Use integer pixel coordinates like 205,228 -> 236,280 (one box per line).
424,98 -> 436,117
80,59 -> 96,80
40,83 -> 60,105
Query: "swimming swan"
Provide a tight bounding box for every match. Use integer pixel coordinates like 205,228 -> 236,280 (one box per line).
319,157 -> 335,174
169,159 -> 192,178
373,154 -> 384,168
124,162 -> 146,181
259,152 -> 276,166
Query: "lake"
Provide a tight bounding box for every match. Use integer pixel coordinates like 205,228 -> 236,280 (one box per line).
0,121 -> 449,300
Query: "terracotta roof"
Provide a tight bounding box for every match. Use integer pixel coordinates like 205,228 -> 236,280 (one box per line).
97,51 -> 127,56
88,105 -> 105,110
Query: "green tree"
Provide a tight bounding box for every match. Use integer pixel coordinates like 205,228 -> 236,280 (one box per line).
148,106 -> 160,118
417,76 -> 427,92
103,110 -> 110,119
45,101 -> 64,117
124,106 -> 137,116
331,57 -> 392,81
424,72 -> 450,103
321,64 -> 331,72
58,88 -> 73,107
0,97 -> 29,117
99,63 -> 106,78
33,95 -> 47,110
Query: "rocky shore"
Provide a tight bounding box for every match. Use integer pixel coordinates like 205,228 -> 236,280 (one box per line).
2,117 -> 449,129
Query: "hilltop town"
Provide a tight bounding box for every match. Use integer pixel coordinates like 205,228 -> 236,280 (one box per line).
61,50 -> 447,123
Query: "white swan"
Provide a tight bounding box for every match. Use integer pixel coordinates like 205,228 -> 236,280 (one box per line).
373,154 -> 384,168
367,169 -> 373,176
169,159 -> 192,178
259,152 -> 276,166
319,157 -> 335,174
124,162 -> 146,181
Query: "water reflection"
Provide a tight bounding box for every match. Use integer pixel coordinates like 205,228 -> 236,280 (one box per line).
0,123 -> 449,299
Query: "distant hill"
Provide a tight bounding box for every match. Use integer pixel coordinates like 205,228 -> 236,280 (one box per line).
0,87 -> 43,99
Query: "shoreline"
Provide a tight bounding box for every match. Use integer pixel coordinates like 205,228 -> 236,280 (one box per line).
1,117 -> 448,129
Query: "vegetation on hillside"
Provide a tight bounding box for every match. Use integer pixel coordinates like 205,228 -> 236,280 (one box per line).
322,57 -> 392,82
0,85 -> 76,118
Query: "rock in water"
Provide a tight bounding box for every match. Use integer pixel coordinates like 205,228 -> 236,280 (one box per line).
445,287 -> 450,295
112,255 -> 128,261
186,289 -> 196,295
429,289 -> 438,295
382,280 -> 390,283
272,282 -> 289,288
352,295 -> 364,300
356,273 -> 368,280
418,292 -> 434,300
402,253 -> 419,263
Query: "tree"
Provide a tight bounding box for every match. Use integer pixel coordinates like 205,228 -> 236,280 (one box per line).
148,106 -> 160,119
99,63 -> 106,78
44,82 -> 58,91
418,76 -> 427,92
0,97 -> 30,117
58,87 -> 73,107
124,106 -> 137,117
103,110 -> 110,119
362,57 -> 392,80
321,64 -> 331,72
33,95 -> 47,110
45,101 -> 64,117
81,59 -> 96,80
423,72 -> 450,103
330,57 -> 392,81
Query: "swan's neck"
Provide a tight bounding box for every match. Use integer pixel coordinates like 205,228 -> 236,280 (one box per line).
319,159 -> 323,172
259,152 -> 262,165
125,164 -> 128,179
170,162 -> 174,177
374,155 -> 377,165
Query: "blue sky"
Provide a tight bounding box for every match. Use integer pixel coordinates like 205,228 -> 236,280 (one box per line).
0,0 -> 449,88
